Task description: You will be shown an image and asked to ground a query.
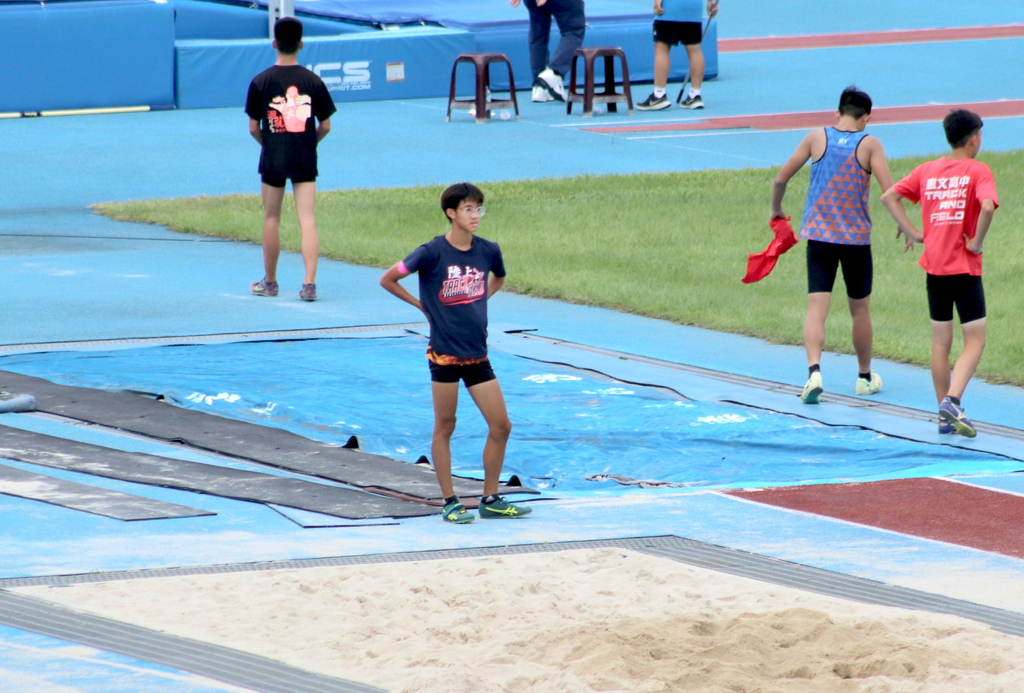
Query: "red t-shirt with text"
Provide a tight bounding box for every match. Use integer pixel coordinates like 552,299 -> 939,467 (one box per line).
892,157 -> 998,276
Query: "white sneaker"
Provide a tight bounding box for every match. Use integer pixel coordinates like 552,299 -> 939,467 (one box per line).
855,372 -> 882,396
538,68 -> 567,101
801,371 -> 823,404
532,85 -> 554,102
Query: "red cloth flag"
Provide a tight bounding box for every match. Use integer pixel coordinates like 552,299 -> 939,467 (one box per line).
742,216 -> 798,284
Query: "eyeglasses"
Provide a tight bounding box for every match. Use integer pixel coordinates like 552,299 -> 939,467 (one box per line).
461,206 -> 486,217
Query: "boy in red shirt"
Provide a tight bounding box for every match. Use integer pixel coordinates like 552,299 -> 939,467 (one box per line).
881,110 -> 998,437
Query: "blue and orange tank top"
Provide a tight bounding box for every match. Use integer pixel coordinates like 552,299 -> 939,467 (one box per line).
800,128 -> 872,245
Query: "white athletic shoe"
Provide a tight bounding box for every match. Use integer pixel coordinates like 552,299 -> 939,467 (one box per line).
855,372 -> 882,396
532,85 -> 555,102
538,68 -> 567,101
801,371 -> 823,404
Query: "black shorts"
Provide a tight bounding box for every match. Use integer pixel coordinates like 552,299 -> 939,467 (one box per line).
806,240 -> 873,299
653,20 -> 702,46
429,359 -> 497,387
926,274 -> 986,323
261,174 -> 316,188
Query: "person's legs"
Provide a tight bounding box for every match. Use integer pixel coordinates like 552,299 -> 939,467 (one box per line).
260,183 -> 285,283
291,181 -> 320,286
430,381 -> 460,499
524,0 -> 552,81
653,41 -> 672,89
683,42 -> 705,90
848,296 -> 872,374
467,378 -> 513,497
805,292 -> 831,368
930,320 -> 954,405
949,318 -> 986,401
548,0 -> 586,78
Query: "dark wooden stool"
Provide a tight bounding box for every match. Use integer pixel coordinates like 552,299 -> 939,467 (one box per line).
446,53 -> 520,124
566,47 -> 634,117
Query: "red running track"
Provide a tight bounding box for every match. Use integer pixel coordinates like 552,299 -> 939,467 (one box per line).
727,478 -> 1024,558
584,100 -> 1024,134
719,24 -> 1024,53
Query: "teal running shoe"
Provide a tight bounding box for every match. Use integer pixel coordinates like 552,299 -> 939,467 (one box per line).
441,500 -> 475,524
478,496 -> 532,519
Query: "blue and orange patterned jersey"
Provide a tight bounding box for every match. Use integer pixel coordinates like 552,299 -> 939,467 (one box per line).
800,128 -> 872,245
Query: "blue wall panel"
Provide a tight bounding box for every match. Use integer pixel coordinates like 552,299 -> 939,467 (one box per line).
176,29 -> 476,109
0,1 -> 175,113
170,0 -> 371,40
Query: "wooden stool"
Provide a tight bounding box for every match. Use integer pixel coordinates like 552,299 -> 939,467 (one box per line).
446,53 -> 520,124
566,47 -> 634,117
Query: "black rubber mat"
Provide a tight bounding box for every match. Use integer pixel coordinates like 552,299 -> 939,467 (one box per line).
0,370 -> 531,501
0,462 -> 215,521
0,425 -> 435,520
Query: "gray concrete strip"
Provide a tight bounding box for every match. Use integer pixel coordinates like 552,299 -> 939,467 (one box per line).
0,590 -> 386,693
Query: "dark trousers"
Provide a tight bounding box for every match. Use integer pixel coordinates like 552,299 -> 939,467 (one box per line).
525,0 -> 586,80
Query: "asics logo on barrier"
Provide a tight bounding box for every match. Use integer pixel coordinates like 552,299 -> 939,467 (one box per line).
309,62 -> 372,92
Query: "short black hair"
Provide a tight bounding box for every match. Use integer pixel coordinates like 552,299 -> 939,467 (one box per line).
943,109 -> 983,148
441,182 -> 484,221
838,86 -> 872,119
274,17 -> 303,54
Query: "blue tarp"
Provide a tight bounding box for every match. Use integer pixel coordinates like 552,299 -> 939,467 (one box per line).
4,337 -> 1018,492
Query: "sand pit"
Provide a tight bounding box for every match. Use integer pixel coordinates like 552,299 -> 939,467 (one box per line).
17,548 -> 1024,692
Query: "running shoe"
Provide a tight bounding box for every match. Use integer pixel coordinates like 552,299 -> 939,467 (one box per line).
939,396 -> 976,438
537,68 -> 567,102
478,496 -> 532,519
680,94 -> 704,109
855,372 -> 883,396
637,93 -> 671,111
299,283 -> 317,301
441,500 -> 475,524
250,278 -> 279,297
532,84 -> 554,102
801,371 -> 823,404
938,419 -> 956,435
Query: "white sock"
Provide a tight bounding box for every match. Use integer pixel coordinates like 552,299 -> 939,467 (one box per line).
689,88 -> 701,98
653,87 -> 666,98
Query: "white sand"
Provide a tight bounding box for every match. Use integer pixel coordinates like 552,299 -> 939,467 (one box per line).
17,548 -> 1024,692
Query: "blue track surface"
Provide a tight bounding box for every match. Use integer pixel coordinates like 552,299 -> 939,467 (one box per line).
2,0 -> 1024,690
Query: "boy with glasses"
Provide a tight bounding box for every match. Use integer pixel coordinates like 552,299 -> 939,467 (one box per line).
380,183 -> 531,523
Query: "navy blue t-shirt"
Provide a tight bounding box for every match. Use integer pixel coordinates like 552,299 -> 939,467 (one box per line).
402,234 -> 506,359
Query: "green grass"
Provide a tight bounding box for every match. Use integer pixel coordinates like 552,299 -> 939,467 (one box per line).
95,150 -> 1024,385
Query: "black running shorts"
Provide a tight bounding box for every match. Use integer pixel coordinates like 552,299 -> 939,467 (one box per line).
653,20 -> 702,46
429,360 -> 497,387
806,240 -> 873,299
926,273 -> 986,323
261,174 -> 316,188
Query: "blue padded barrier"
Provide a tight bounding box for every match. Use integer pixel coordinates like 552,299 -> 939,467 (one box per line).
0,0 -> 175,113
176,28 -> 476,109
170,0 -> 371,40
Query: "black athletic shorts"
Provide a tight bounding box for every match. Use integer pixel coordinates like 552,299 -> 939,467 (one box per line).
429,359 -> 497,387
261,174 -> 316,188
806,240 -> 873,299
653,20 -> 702,46
926,273 -> 986,323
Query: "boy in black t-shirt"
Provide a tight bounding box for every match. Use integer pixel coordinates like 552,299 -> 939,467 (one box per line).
245,17 -> 336,302
380,183 -> 531,523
